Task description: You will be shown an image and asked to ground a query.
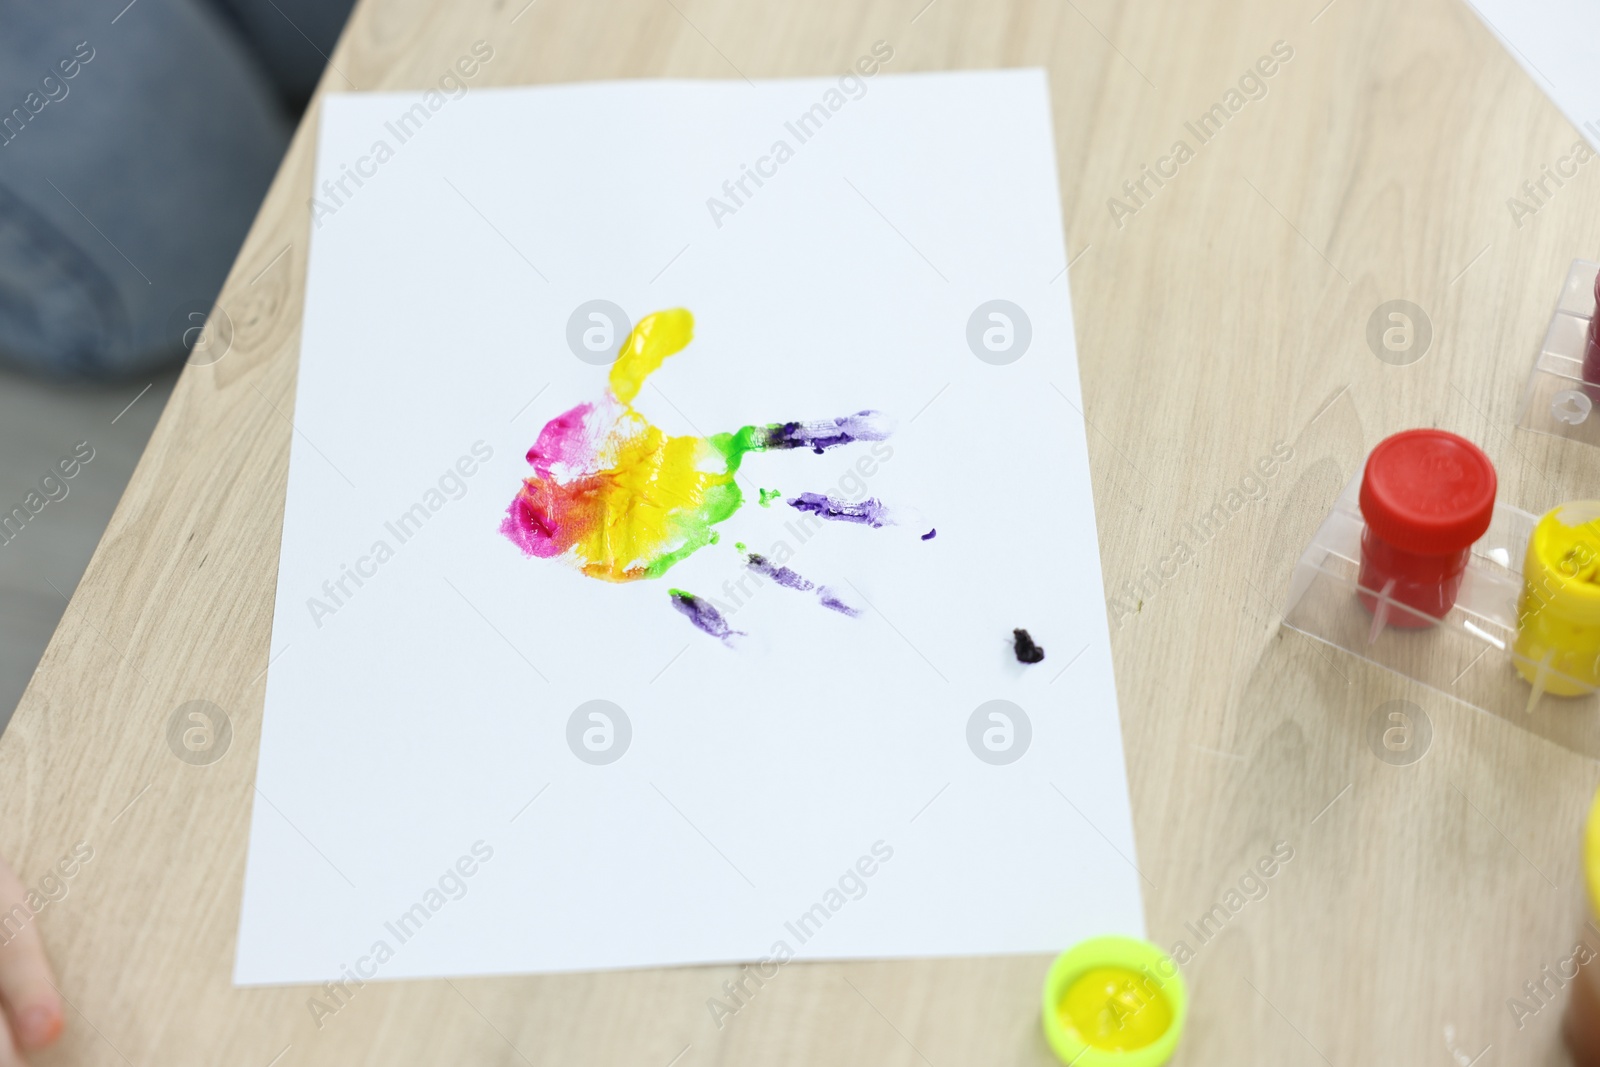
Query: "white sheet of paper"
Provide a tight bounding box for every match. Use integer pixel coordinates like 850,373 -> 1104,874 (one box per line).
1466,0 -> 1600,149
235,69 -> 1144,984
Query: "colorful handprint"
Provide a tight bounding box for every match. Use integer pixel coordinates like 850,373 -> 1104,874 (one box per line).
501,309 -> 895,634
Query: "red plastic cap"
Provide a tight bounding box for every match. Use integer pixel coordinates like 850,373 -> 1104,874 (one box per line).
1359,430 -> 1497,555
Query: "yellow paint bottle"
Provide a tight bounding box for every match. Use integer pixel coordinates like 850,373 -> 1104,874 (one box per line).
1515,503 -> 1600,706
1041,937 -> 1186,1067
1563,785 -> 1600,1064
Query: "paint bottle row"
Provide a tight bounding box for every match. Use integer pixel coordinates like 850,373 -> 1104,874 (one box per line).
1284,427 -> 1600,750
1283,262 -> 1600,744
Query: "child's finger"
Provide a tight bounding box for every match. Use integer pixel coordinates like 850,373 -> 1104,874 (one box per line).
0,1011 -> 28,1067
0,858 -> 62,1052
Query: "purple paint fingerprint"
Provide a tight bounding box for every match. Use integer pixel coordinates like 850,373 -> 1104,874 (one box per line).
787,492 -> 894,528
921,528 -> 937,541
746,554 -> 862,618
668,589 -> 742,644
761,410 -> 894,454
816,585 -> 862,617
747,554 -> 814,591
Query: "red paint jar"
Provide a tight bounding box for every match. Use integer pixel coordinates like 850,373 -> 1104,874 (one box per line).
1356,430 -> 1497,629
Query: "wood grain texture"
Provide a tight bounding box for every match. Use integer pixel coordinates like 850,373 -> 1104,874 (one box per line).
5,0 -> 1600,1063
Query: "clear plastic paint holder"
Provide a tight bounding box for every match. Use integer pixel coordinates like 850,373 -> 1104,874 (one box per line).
1282,471 -> 1600,759
1518,259 -> 1600,444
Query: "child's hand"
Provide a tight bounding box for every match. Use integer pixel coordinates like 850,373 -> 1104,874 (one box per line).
0,855 -> 63,1064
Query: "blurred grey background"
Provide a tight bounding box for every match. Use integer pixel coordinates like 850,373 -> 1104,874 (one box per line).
0,368 -> 176,728
0,0 -> 354,731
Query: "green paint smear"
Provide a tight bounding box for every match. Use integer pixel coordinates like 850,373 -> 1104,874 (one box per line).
759,488 -> 782,507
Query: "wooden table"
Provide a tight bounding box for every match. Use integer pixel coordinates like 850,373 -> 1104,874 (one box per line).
6,0 -> 1599,1062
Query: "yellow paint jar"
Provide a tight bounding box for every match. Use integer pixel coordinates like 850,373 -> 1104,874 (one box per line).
1562,785 -> 1600,1063
1041,937 -> 1185,1067
1515,503 -> 1600,700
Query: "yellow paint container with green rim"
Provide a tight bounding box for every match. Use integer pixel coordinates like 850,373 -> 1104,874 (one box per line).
1563,786 -> 1600,1063
1515,503 -> 1600,704
1041,936 -> 1186,1067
